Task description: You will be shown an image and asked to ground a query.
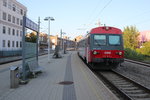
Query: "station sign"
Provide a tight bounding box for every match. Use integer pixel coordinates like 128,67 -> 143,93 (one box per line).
24,16 -> 38,32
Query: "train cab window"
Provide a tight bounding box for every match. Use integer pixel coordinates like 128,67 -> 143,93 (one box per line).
109,35 -> 120,45
94,35 -> 106,46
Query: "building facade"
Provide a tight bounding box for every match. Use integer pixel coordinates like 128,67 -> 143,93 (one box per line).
74,35 -> 83,42
139,30 -> 150,43
0,0 -> 27,51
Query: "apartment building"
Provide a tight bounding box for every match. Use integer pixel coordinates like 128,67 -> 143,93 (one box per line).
0,0 -> 27,51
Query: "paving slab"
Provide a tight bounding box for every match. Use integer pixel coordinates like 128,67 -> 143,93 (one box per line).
0,51 -> 119,100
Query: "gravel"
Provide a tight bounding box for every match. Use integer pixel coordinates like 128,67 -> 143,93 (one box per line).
115,61 -> 150,89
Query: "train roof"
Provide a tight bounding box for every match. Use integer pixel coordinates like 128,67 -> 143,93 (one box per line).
89,26 -> 122,34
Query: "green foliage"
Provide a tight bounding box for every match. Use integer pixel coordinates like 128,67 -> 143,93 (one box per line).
125,48 -> 144,61
123,26 -> 139,49
137,42 -> 150,56
25,32 -> 37,43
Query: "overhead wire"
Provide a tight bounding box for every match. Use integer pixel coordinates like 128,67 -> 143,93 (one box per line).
78,0 -> 103,31
123,10 -> 150,23
85,0 -> 103,24
88,0 -> 112,26
79,0 -> 113,34
119,10 -> 150,29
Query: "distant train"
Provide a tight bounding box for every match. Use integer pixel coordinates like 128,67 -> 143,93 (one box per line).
77,26 -> 124,69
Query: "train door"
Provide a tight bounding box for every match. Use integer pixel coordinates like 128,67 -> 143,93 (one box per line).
86,36 -> 91,63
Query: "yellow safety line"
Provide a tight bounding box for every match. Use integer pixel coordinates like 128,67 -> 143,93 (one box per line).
78,63 -> 103,100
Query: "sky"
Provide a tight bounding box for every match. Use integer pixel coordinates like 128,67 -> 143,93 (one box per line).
17,0 -> 150,39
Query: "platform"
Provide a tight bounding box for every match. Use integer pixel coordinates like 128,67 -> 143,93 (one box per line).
0,51 -> 119,100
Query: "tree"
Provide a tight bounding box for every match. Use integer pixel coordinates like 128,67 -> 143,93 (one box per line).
123,26 -> 139,49
25,32 -> 37,43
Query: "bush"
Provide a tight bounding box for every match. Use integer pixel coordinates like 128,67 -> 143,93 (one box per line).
124,48 -> 145,61
138,42 -> 150,56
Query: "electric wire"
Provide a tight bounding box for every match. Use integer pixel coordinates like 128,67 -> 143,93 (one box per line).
88,0 -> 112,26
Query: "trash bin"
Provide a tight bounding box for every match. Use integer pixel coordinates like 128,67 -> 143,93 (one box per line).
10,66 -> 19,88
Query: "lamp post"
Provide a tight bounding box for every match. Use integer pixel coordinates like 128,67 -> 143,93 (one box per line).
44,17 -> 54,62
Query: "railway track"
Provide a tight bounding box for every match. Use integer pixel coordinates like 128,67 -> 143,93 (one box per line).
79,54 -> 150,99
96,70 -> 150,100
125,59 -> 150,67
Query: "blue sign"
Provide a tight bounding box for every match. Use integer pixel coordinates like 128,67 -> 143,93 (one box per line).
24,17 -> 38,32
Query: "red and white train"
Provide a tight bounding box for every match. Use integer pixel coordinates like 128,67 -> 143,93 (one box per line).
77,26 -> 124,69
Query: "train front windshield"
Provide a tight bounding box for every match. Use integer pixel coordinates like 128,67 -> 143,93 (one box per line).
94,35 -> 106,46
108,35 -> 121,45
93,34 -> 121,46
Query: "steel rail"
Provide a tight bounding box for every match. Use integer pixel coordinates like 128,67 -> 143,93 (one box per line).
125,59 -> 150,67
97,70 -> 150,100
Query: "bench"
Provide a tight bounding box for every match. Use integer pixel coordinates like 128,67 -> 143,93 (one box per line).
27,60 -> 42,77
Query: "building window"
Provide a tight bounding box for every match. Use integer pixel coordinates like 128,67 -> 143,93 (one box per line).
16,41 -> 18,47
17,30 -> 19,36
12,29 -> 15,35
20,19 -> 23,26
20,41 -> 22,47
8,27 -> 11,35
17,7 -> 20,14
3,0 -> 7,7
8,14 -> 11,22
3,40 -> 6,47
12,41 -> 14,47
8,1 -> 11,9
20,31 -> 22,37
12,4 -> 16,11
8,40 -> 10,47
13,16 -> 15,23
3,12 -> 6,20
20,9 -> 23,15
17,18 -> 19,25
3,26 -> 6,34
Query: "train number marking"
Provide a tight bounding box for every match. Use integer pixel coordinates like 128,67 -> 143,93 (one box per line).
104,52 -> 111,54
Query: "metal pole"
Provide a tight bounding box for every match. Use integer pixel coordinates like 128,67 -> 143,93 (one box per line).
22,16 -> 26,81
60,29 -> 62,50
63,36 -> 64,53
48,19 -> 50,62
37,17 -> 40,61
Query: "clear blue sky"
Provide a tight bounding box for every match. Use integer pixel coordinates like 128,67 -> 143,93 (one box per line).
17,0 -> 150,39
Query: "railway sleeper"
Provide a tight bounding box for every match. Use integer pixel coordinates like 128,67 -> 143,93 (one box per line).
113,82 -> 133,85
117,85 -> 135,88
125,90 -> 146,94
129,93 -> 150,98
121,87 -> 139,90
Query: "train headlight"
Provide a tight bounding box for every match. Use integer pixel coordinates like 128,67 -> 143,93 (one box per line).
93,51 -> 99,55
106,26 -> 109,30
116,52 -> 122,55
116,52 -> 122,56
119,52 -> 122,55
